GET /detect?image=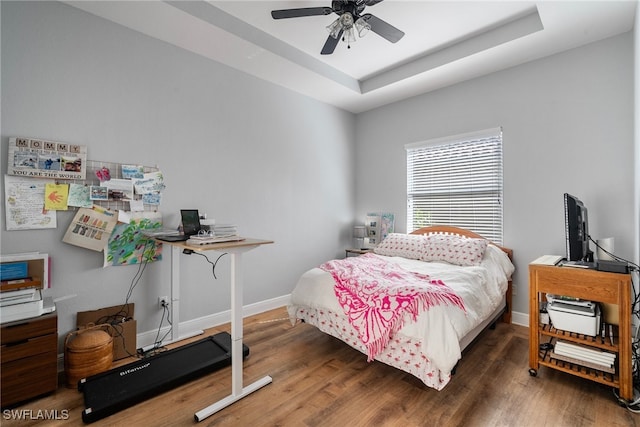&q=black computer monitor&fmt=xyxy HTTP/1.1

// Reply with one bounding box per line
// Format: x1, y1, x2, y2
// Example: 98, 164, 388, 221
564, 193, 592, 262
